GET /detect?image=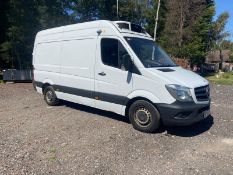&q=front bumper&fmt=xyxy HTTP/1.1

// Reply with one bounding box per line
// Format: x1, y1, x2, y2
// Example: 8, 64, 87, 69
156, 101, 210, 126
